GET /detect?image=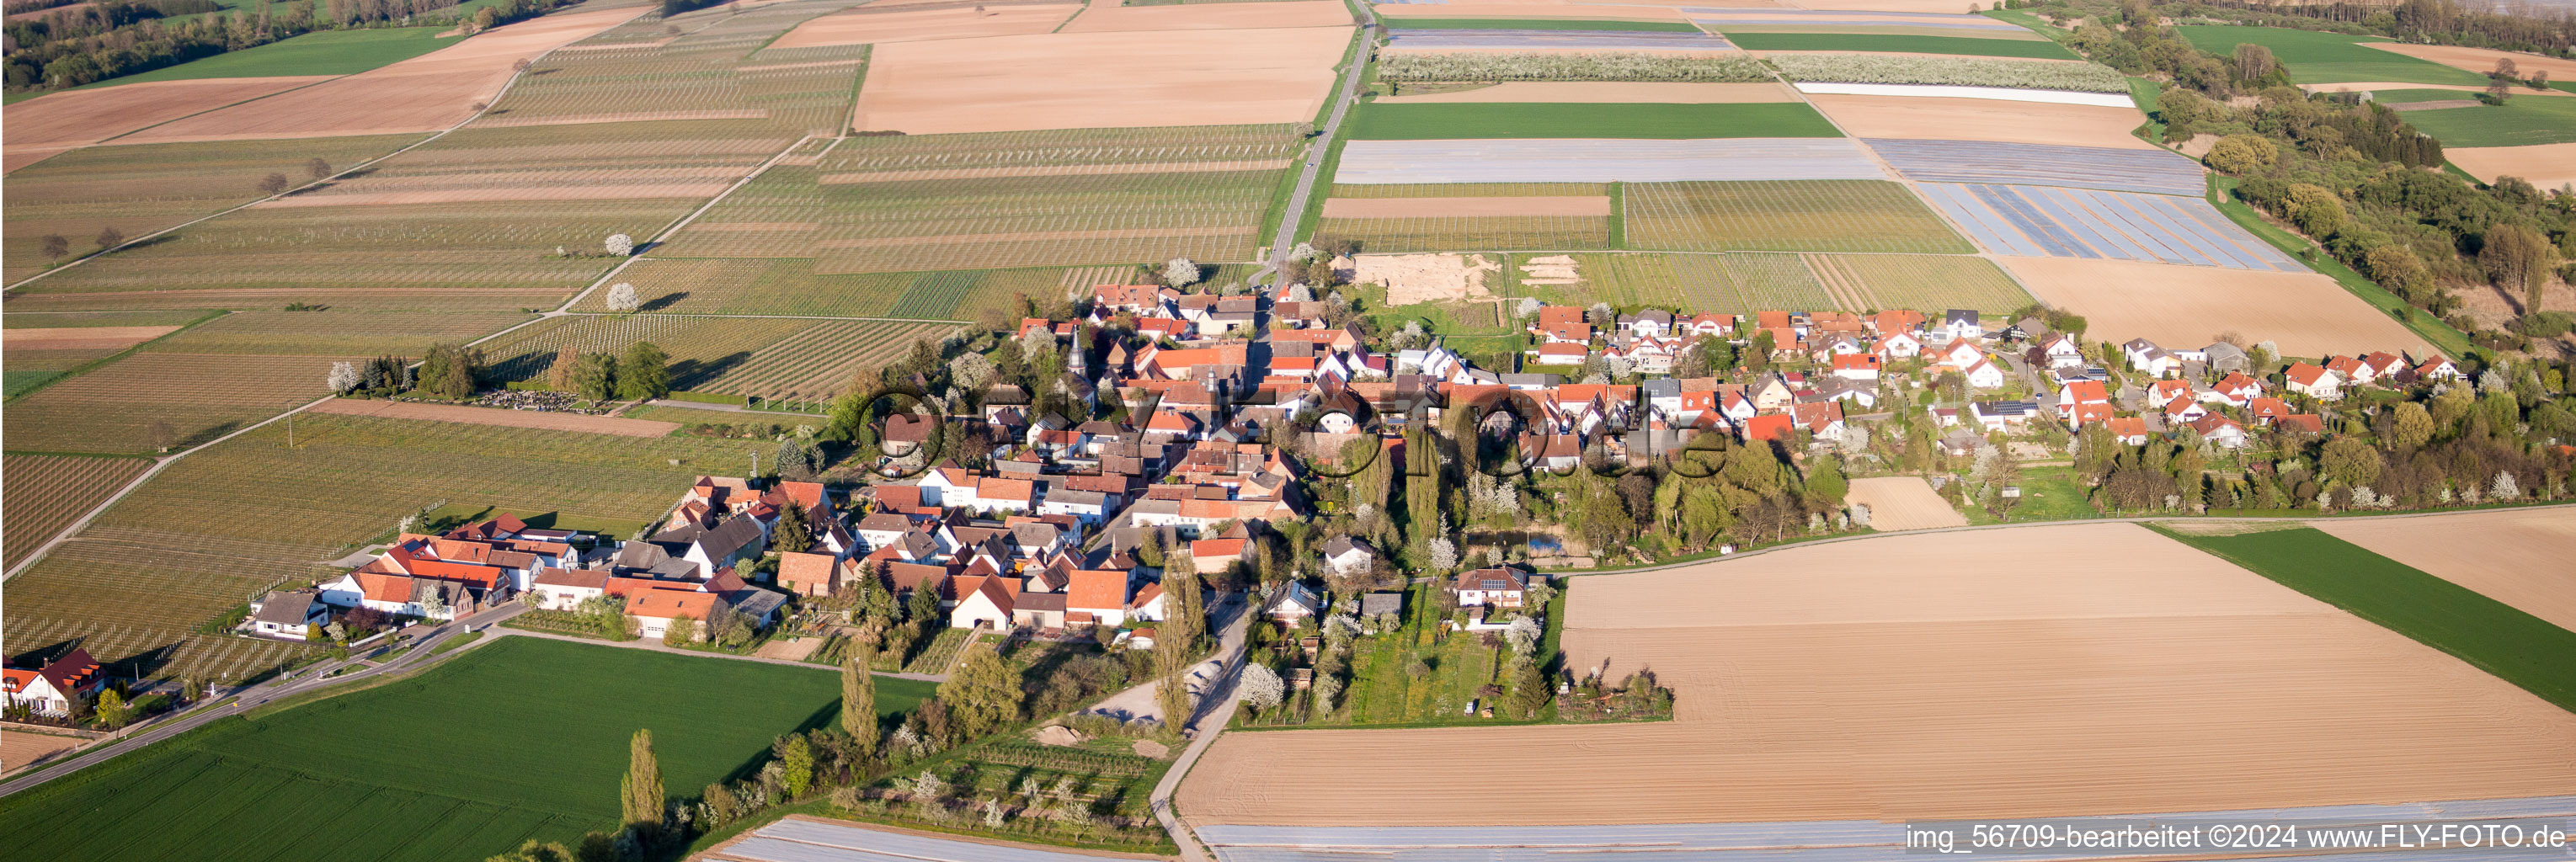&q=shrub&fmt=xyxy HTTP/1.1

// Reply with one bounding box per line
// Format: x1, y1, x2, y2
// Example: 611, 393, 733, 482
1768, 53, 2130, 92
1377, 51, 1771, 82
2205, 134, 2278, 174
